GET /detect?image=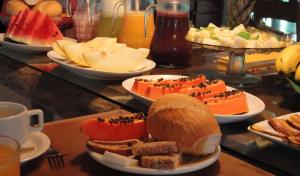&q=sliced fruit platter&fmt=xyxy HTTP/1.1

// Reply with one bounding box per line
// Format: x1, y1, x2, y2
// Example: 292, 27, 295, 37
47, 37, 155, 80
186, 23, 292, 49
1, 9, 64, 52
122, 75, 265, 123
81, 94, 222, 175
249, 113, 300, 150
